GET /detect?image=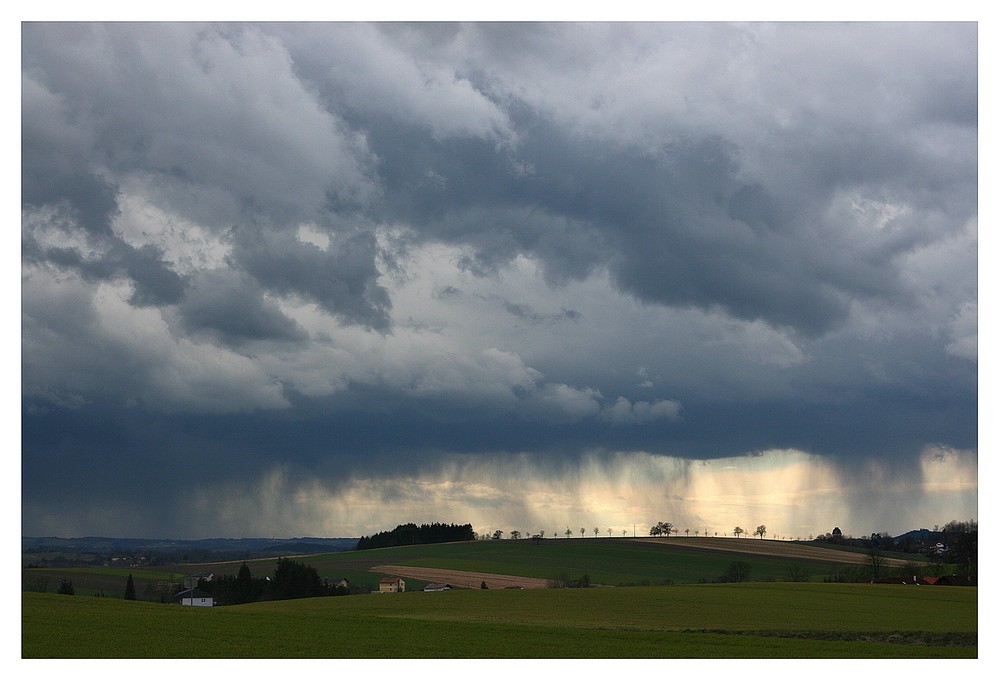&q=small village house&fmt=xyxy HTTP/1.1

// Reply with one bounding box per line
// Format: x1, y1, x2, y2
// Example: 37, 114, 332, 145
378, 577, 405, 593
176, 588, 214, 606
